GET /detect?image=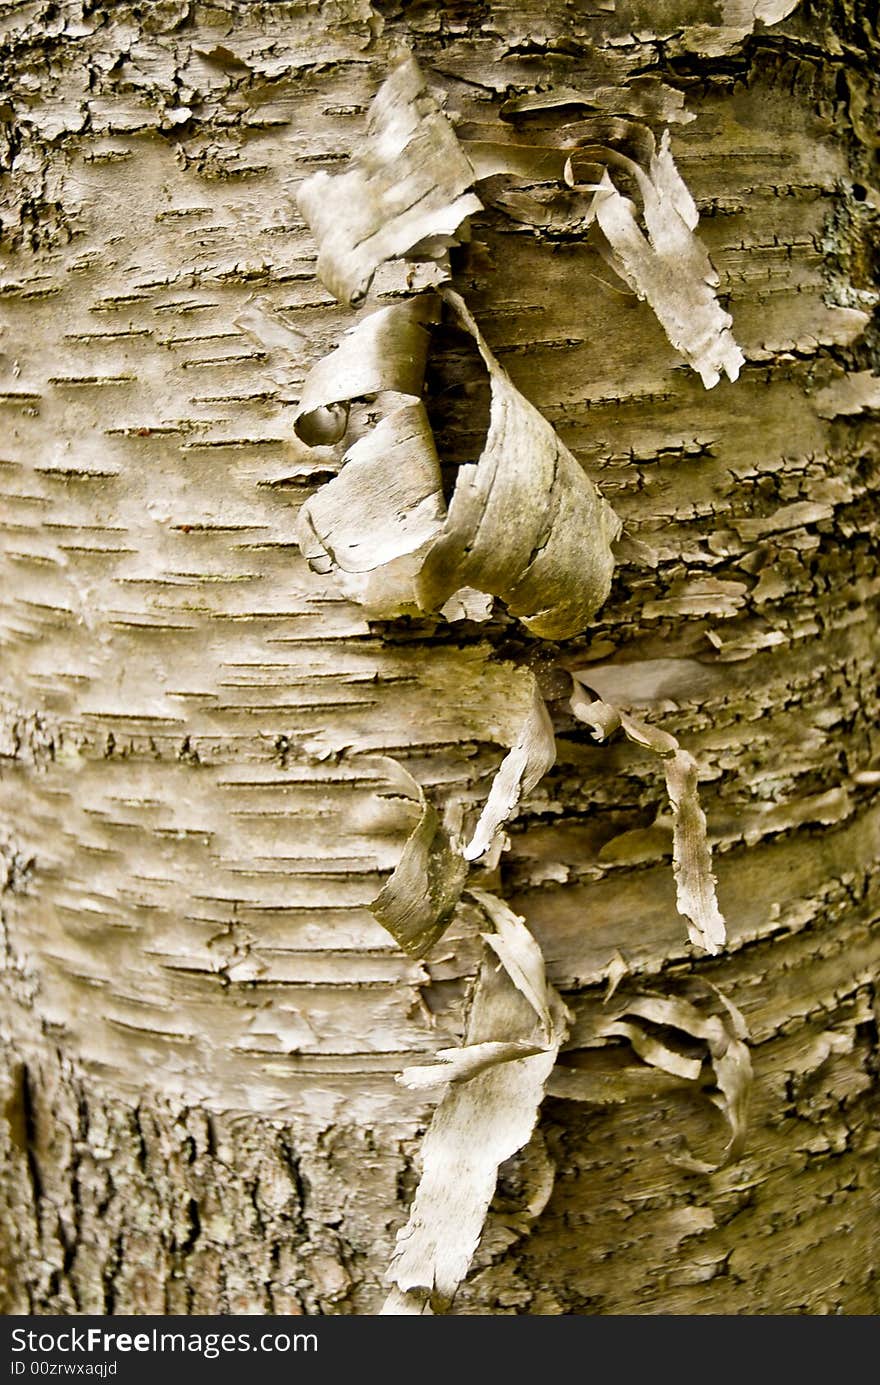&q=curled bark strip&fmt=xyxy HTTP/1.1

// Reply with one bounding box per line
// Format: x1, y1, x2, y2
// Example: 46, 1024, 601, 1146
467, 115, 742, 389
674, 990, 752, 1174
294, 296, 437, 446
369, 673, 555, 955
369, 759, 468, 960
418, 289, 622, 639
464, 680, 556, 863
463, 141, 569, 181
570, 677, 726, 954
397, 1039, 546, 1091
296, 55, 482, 307
598, 1019, 704, 1082
594, 989, 752, 1172
568, 682, 622, 741
499, 79, 695, 126
664, 749, 727, 956
287, 289, 620, 635
471, 886, 556, 1038
277, 297, 447, 614
590, 133, 745, 388
386, 893, 570, 1309
617, 708, 679, 757
296, 402, 447, 615
564, 115, 658, 172
297, 405, 443, 574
